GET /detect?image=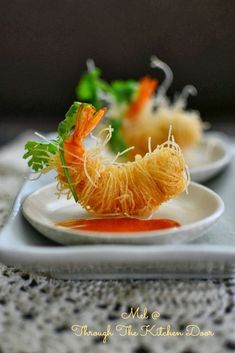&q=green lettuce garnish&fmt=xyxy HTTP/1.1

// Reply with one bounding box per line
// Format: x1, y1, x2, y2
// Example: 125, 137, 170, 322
76, 68, 111, 109
106, 118, 128, 154
76, 65, 138, 107
76, 63, 138, 154
110, 80, 138, 104
57, 101, 82, 140
23, 102, 85, 202
23, 141, 58, 172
